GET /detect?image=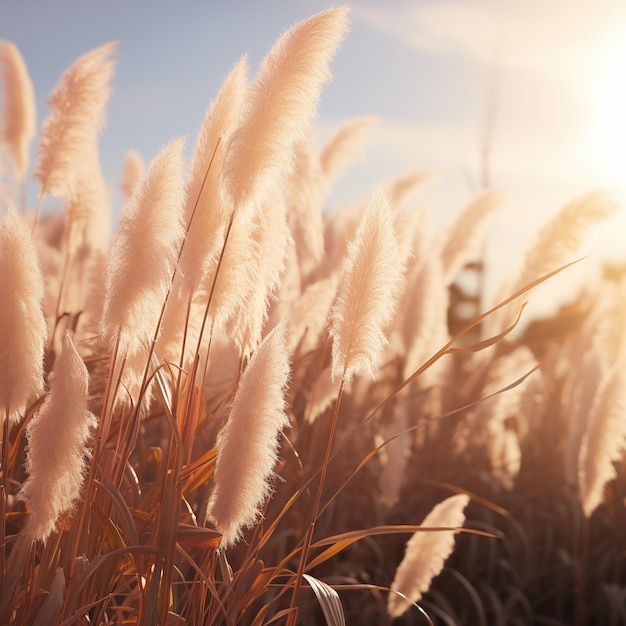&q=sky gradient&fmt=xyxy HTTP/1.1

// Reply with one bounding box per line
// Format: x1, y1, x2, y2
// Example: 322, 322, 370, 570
2, 0, 625, 319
